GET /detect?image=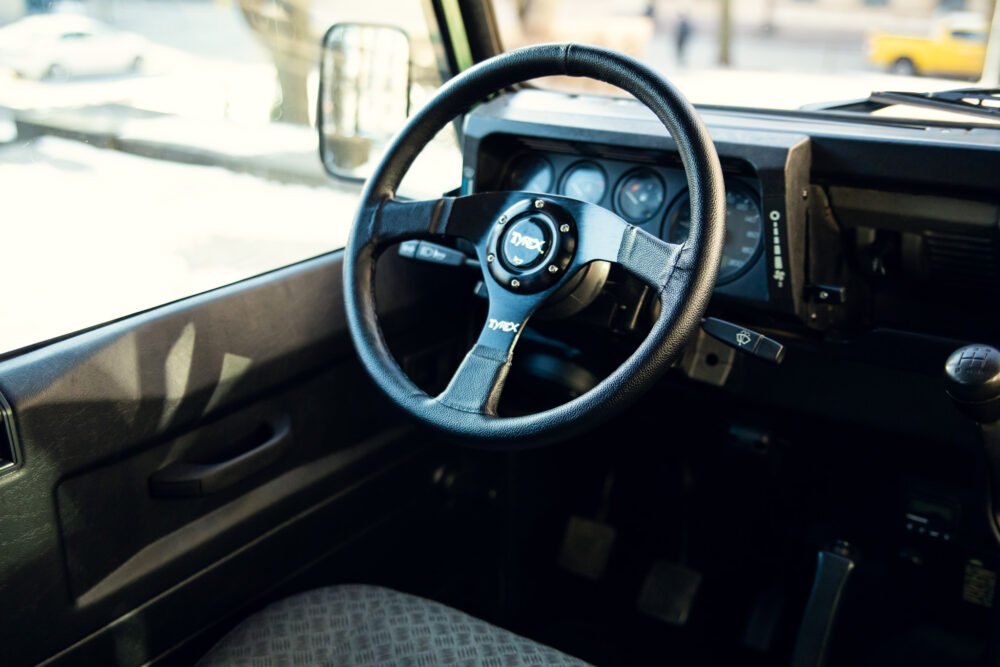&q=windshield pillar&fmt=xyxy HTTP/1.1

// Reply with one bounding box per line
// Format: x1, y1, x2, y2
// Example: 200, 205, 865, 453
982, 0, 1000, 85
